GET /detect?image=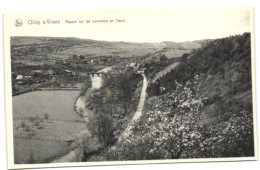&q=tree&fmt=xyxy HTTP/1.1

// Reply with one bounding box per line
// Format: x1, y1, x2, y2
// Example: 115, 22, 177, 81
44, 113, 49, 122
159, 54, 167, 61
24, 125, 31, 137
88, 113, 115, 146
80, 78, 92, 96
28, 116, 35, 124
20, 121, 26, 130
116, 73, 133, 115
33, 120, 40, 126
